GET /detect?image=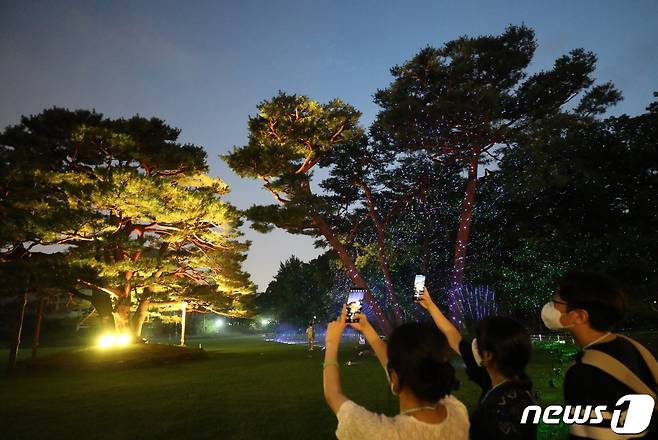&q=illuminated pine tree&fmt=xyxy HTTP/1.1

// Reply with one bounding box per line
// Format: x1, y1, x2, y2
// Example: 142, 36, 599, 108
1, 108, 254, 336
